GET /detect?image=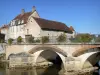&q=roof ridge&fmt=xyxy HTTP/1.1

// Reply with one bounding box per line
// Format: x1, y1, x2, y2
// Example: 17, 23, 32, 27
14, 11, 32, 19
18, 11, 32, 15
